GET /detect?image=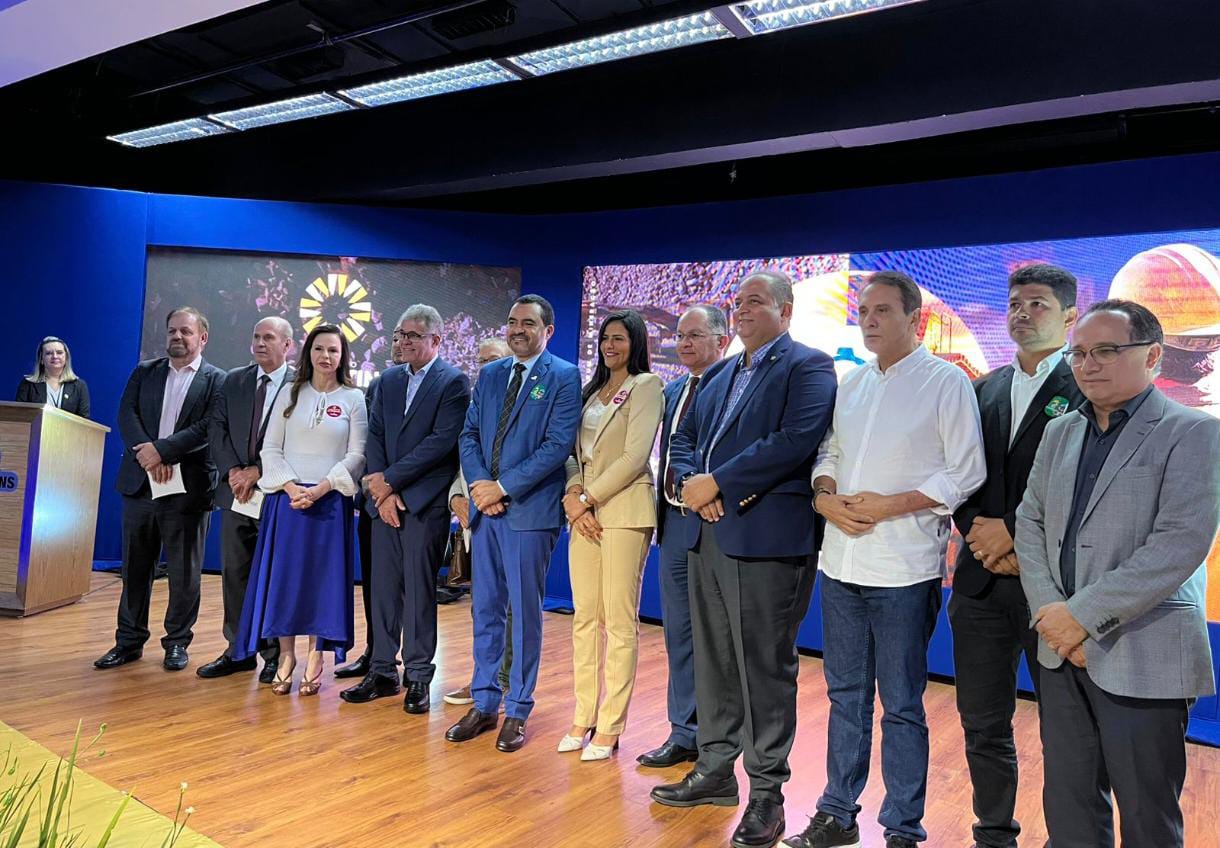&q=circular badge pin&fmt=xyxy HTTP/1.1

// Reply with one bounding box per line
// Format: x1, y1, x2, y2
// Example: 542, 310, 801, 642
1044, 396, 1069, 418
326, 404, 343, 418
